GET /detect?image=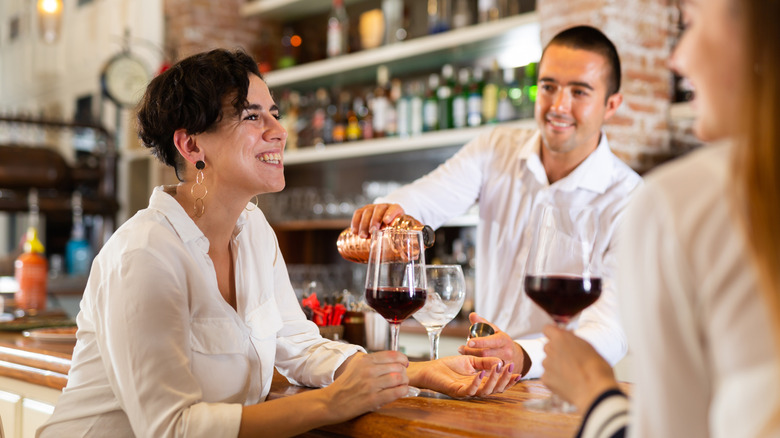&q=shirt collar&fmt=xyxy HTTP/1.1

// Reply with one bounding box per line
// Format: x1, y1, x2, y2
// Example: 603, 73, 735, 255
520, 131, 615, 194
148, 187, 250, 253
